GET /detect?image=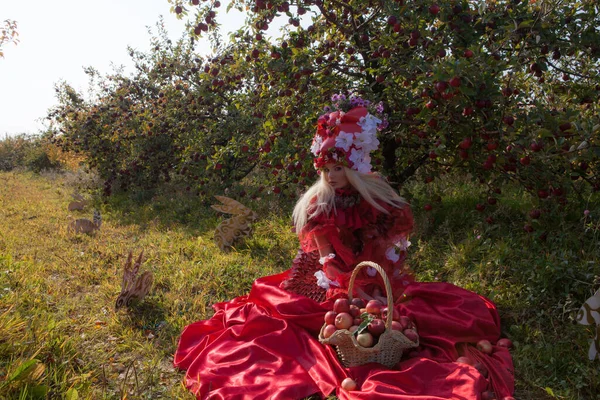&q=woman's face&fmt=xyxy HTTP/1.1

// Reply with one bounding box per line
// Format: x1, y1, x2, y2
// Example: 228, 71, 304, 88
322, 163, 349, 190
